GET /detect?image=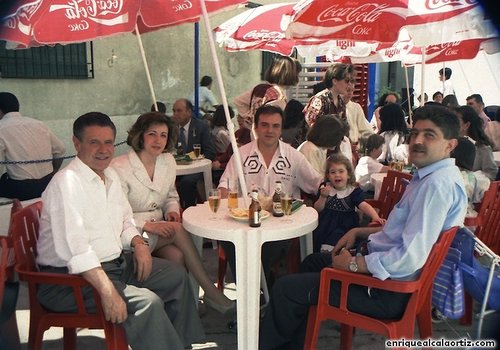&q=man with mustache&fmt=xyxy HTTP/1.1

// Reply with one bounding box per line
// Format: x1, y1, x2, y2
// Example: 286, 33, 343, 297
259, 105, 468, 350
